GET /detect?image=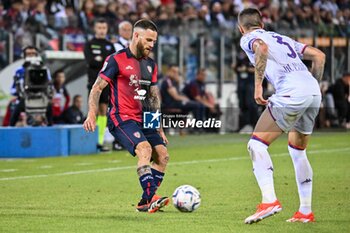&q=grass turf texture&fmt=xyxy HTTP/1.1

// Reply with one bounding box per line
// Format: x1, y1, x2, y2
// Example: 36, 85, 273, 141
0, 132, 349, 233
